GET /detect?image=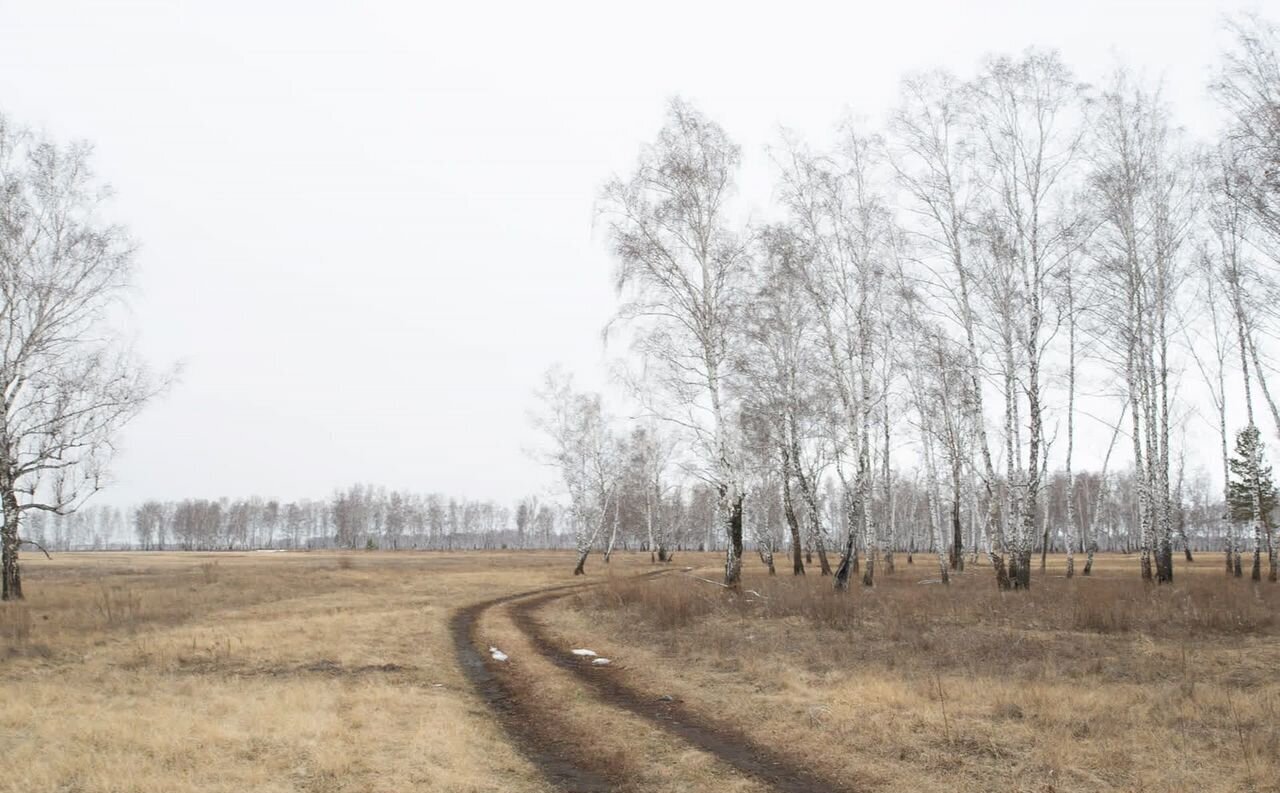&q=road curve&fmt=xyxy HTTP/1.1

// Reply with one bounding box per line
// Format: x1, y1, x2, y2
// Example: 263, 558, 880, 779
508, 587, 859, 793
449, 581, 615, 792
